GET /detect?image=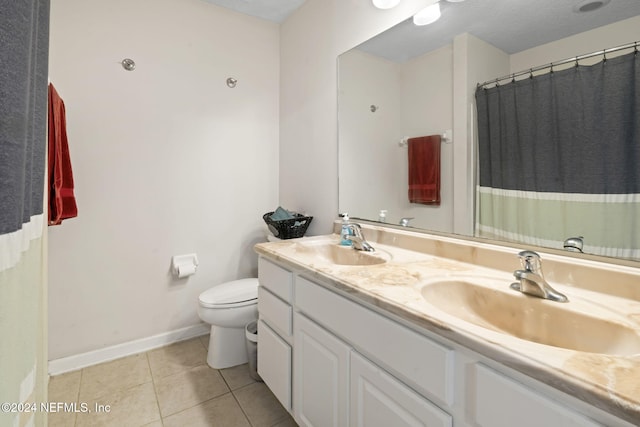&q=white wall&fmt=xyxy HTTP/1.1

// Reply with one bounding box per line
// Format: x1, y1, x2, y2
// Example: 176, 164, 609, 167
48, 0, 279, 360
338, 50, 402, 222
